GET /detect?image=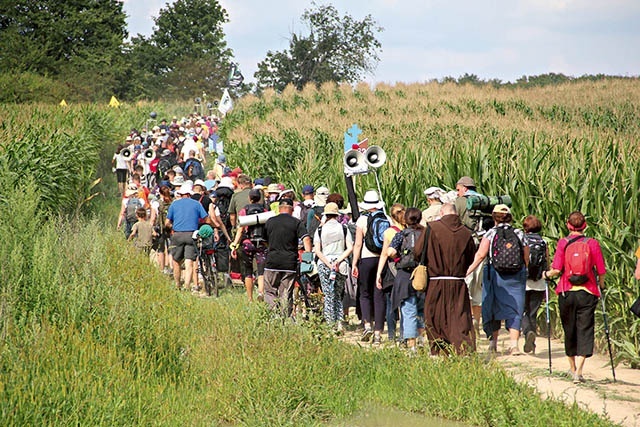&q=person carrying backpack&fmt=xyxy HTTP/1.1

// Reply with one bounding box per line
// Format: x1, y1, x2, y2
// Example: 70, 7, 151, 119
522, 215, 549, 354
117, 185, 145, 239
313, 203, 353, 331
466, 204, 529, 355
231, 189, 268, 302
351, 190, 390, 342
544, 211, 606, 384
